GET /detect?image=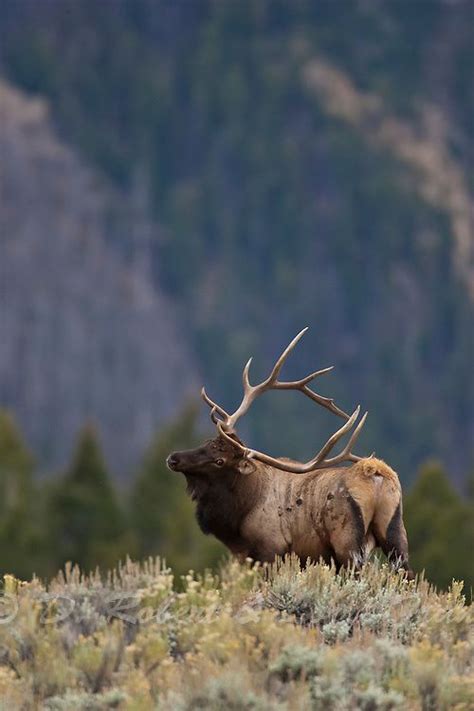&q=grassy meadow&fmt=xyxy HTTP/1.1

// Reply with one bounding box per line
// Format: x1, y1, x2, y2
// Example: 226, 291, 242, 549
0, 557, 471, 710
